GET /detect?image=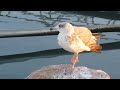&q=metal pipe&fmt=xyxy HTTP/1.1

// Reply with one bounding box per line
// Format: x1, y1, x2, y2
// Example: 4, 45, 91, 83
0, 30, 59, 38
0, 25, 120, 38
